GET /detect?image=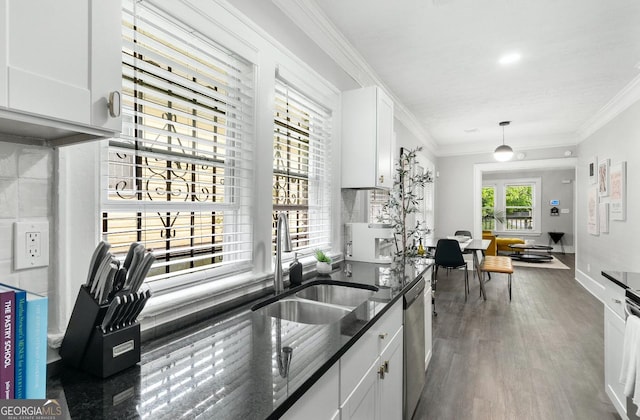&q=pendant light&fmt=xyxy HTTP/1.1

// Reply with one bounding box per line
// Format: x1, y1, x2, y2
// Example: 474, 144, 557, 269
494, 121, 514, 162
